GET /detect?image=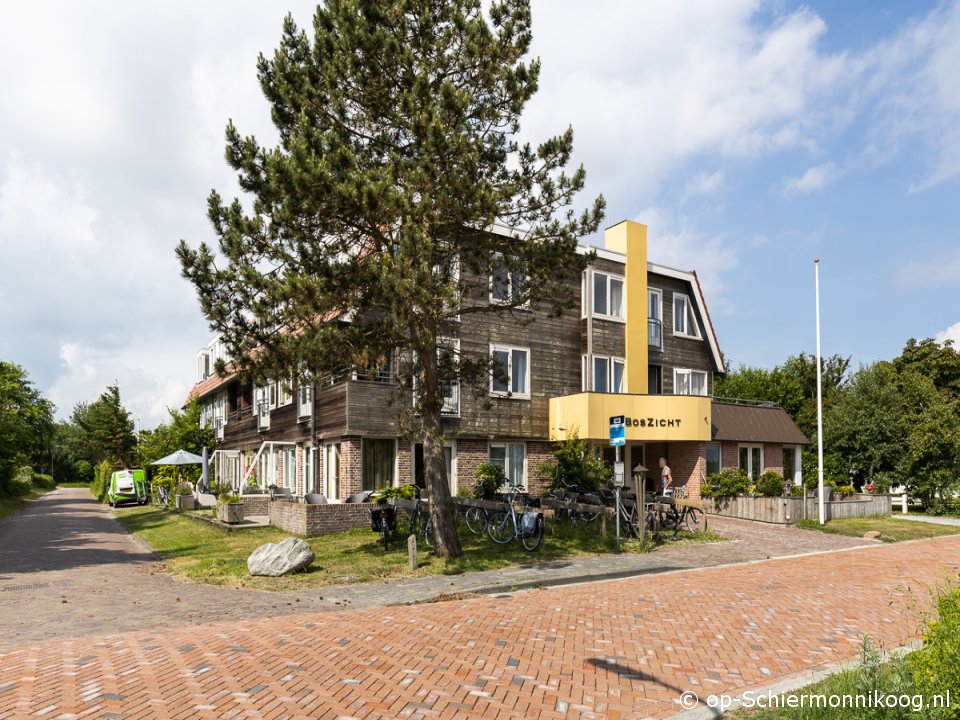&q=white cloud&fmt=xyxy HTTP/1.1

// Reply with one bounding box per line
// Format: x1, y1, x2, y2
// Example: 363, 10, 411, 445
48, 342, 192, 429
936, 322, 960, 347
680, 170, 727, 204
632, 207, 742, 315
781, 161, 841, 196
524, 0, 850, 202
